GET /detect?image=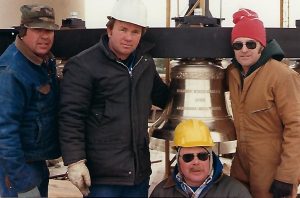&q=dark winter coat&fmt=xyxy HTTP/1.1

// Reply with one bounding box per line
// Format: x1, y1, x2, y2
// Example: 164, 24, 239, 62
59, 34, 170, 185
